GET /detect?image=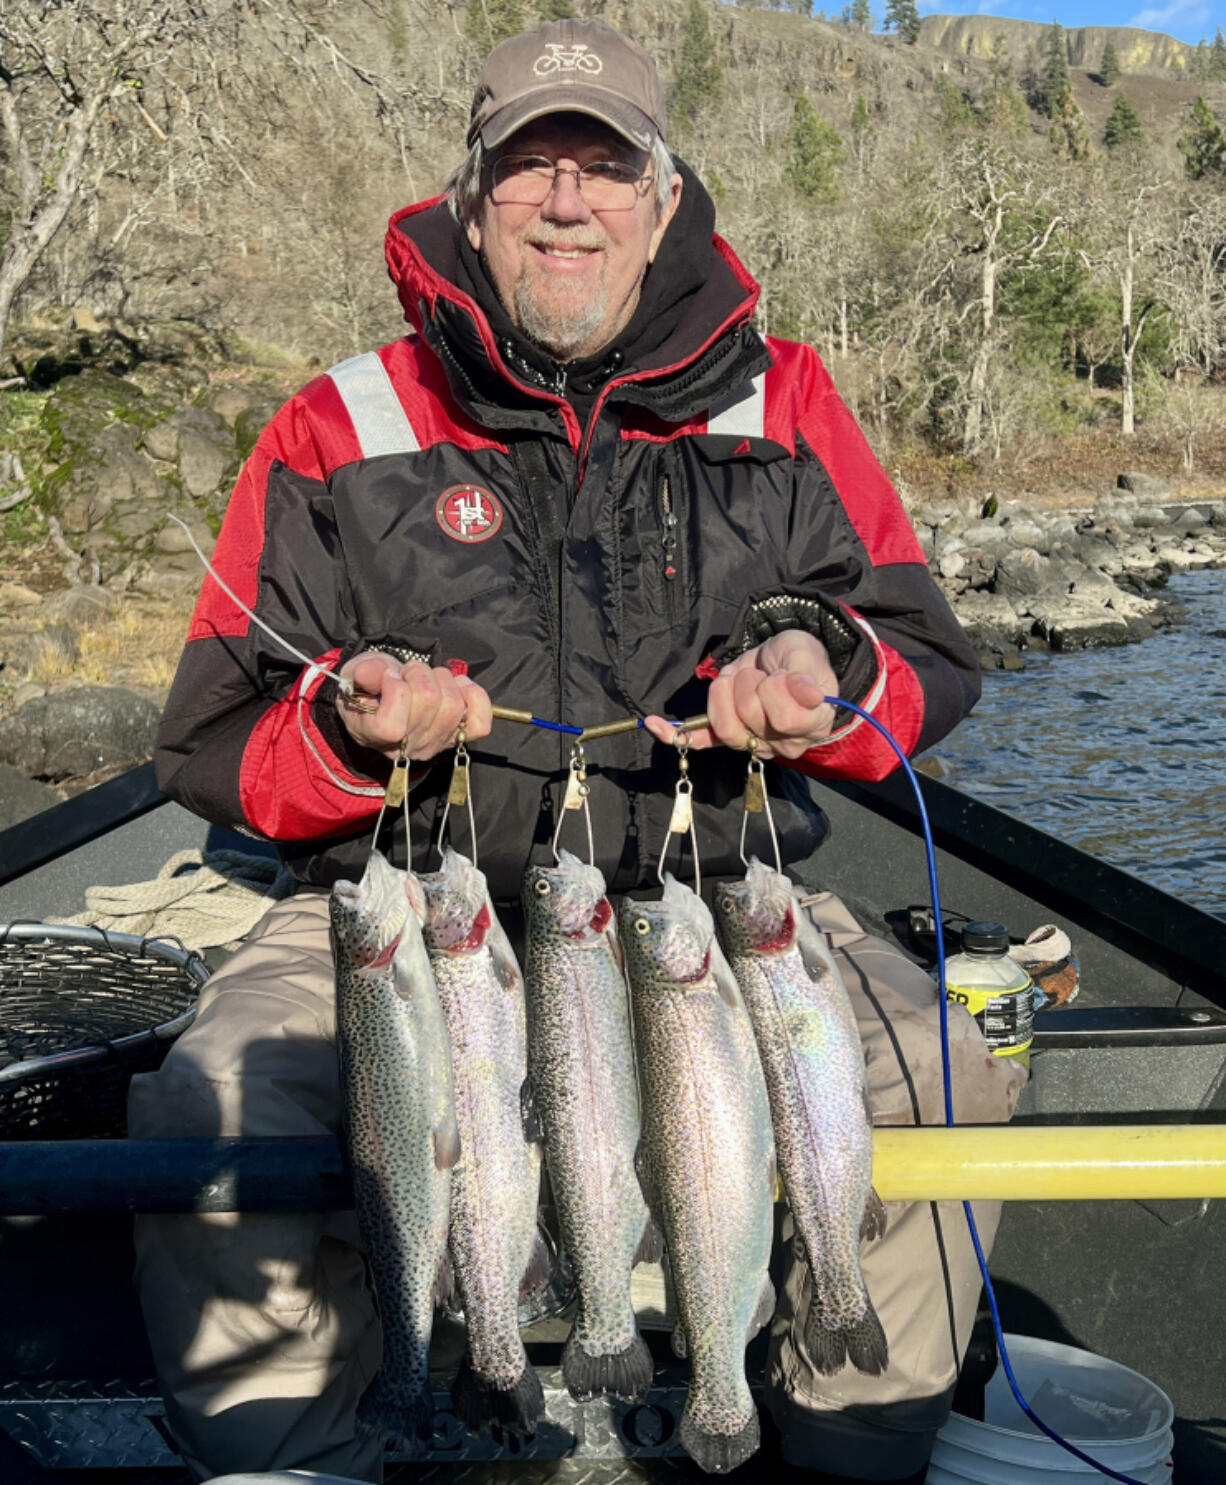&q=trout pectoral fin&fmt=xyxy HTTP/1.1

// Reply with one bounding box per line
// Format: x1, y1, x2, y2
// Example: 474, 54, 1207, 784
520, 1077, 544, 1145
862, 1188, 887, 1242
634, 1214, 665, 1267
434, 1116, 461, 1172
519, 1226, 554, 1299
